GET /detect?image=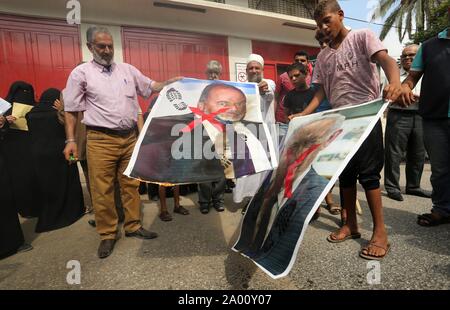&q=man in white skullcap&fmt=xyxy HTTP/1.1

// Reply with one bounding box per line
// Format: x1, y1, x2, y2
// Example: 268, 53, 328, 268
234, 54, 278, 205
246, 54, 276, 121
